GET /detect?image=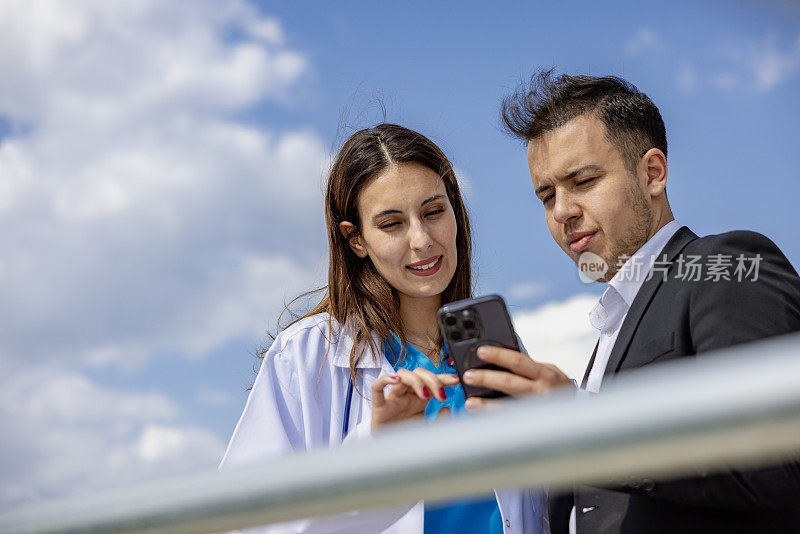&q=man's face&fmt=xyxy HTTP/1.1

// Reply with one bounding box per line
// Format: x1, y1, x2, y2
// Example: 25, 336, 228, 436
527, 114, 654, 282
